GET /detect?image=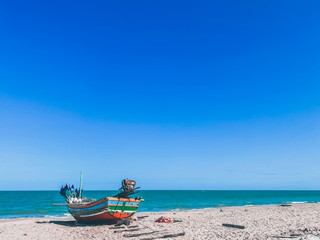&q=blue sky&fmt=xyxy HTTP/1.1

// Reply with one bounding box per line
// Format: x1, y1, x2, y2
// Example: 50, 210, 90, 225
0, 1, 320, 190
